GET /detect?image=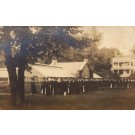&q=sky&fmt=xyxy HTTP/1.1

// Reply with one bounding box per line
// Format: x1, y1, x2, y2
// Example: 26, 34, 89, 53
83, 26, 135, 53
